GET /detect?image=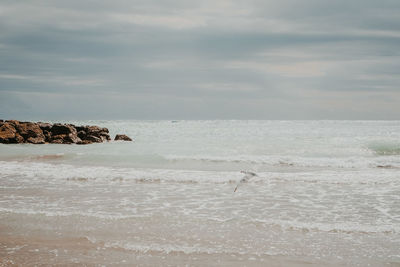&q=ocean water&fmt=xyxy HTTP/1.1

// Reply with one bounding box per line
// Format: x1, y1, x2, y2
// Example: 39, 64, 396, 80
1, 120, 400, 266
